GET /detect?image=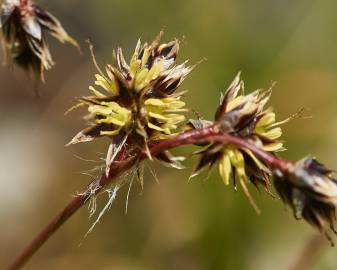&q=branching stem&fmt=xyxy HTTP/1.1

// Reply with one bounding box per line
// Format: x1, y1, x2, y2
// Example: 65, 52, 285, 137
7, 125, 293, 270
